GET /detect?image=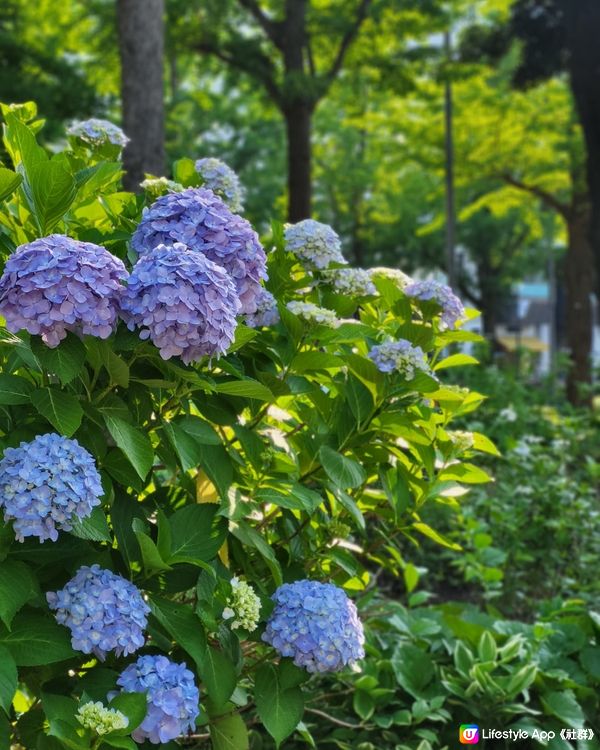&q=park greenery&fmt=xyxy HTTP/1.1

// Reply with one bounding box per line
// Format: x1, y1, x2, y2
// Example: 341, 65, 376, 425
1, 0, 600, 749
